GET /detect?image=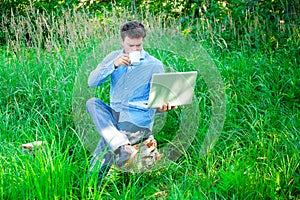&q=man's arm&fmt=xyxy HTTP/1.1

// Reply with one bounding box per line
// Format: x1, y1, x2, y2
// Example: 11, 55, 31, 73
88, 51, 120, 87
